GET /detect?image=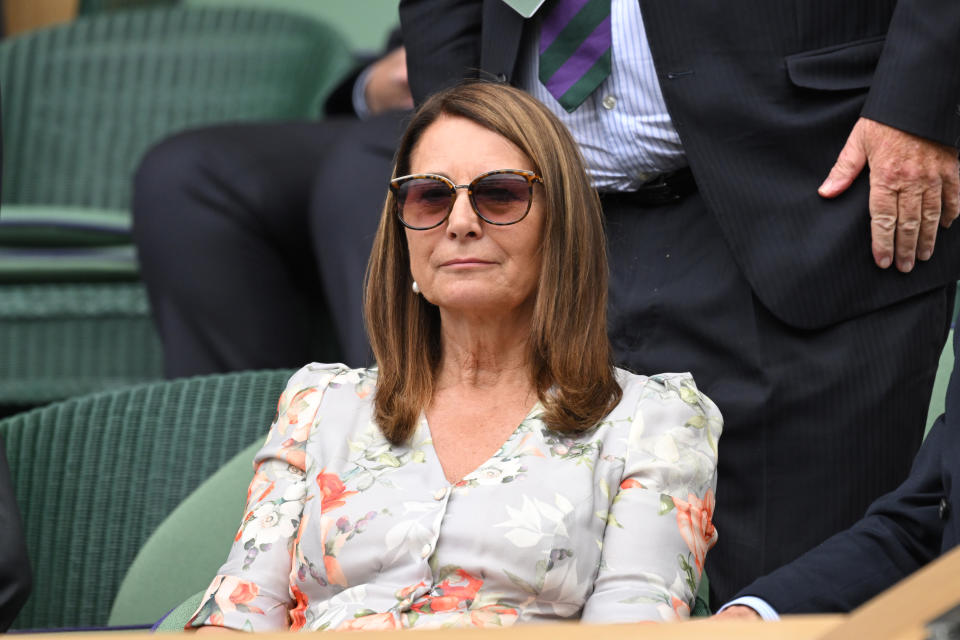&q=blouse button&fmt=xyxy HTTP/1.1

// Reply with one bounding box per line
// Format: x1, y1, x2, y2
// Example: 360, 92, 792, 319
602, 94, 617, 110
420, 543, 432, 558
433, 487, 449, 501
